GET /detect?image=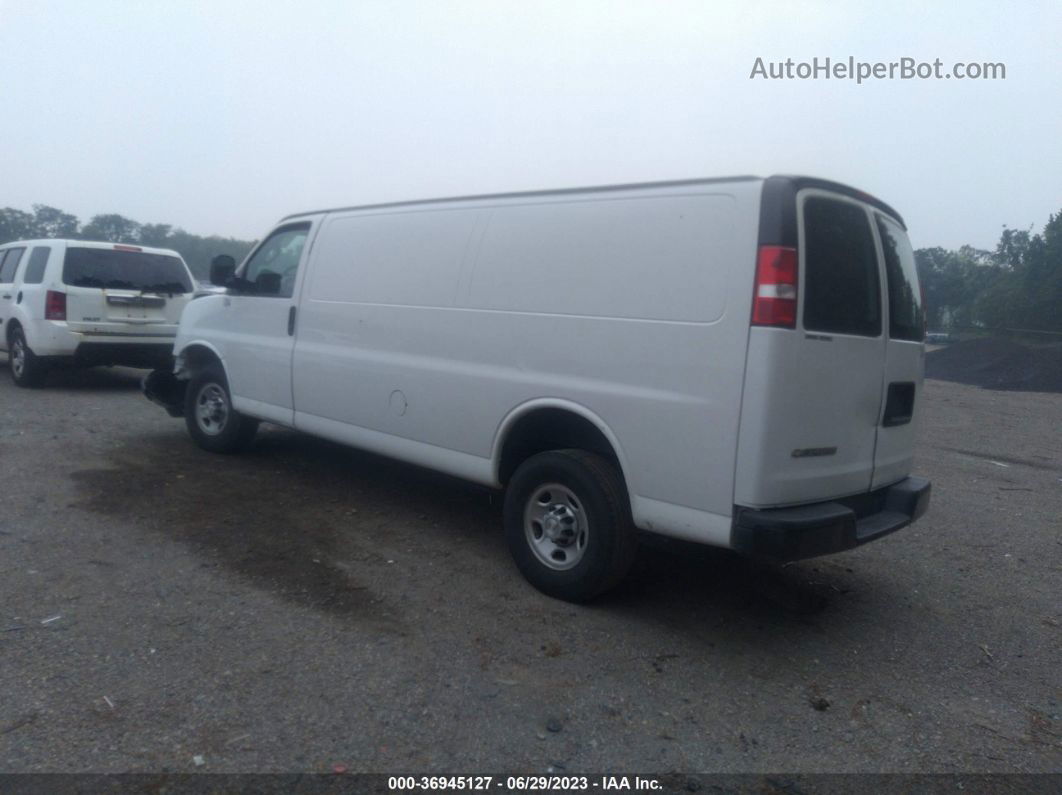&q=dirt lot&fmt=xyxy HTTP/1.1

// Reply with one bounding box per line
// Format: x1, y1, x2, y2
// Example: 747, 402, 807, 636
926, 337, 1062, 394
0, 363, 1059, 775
